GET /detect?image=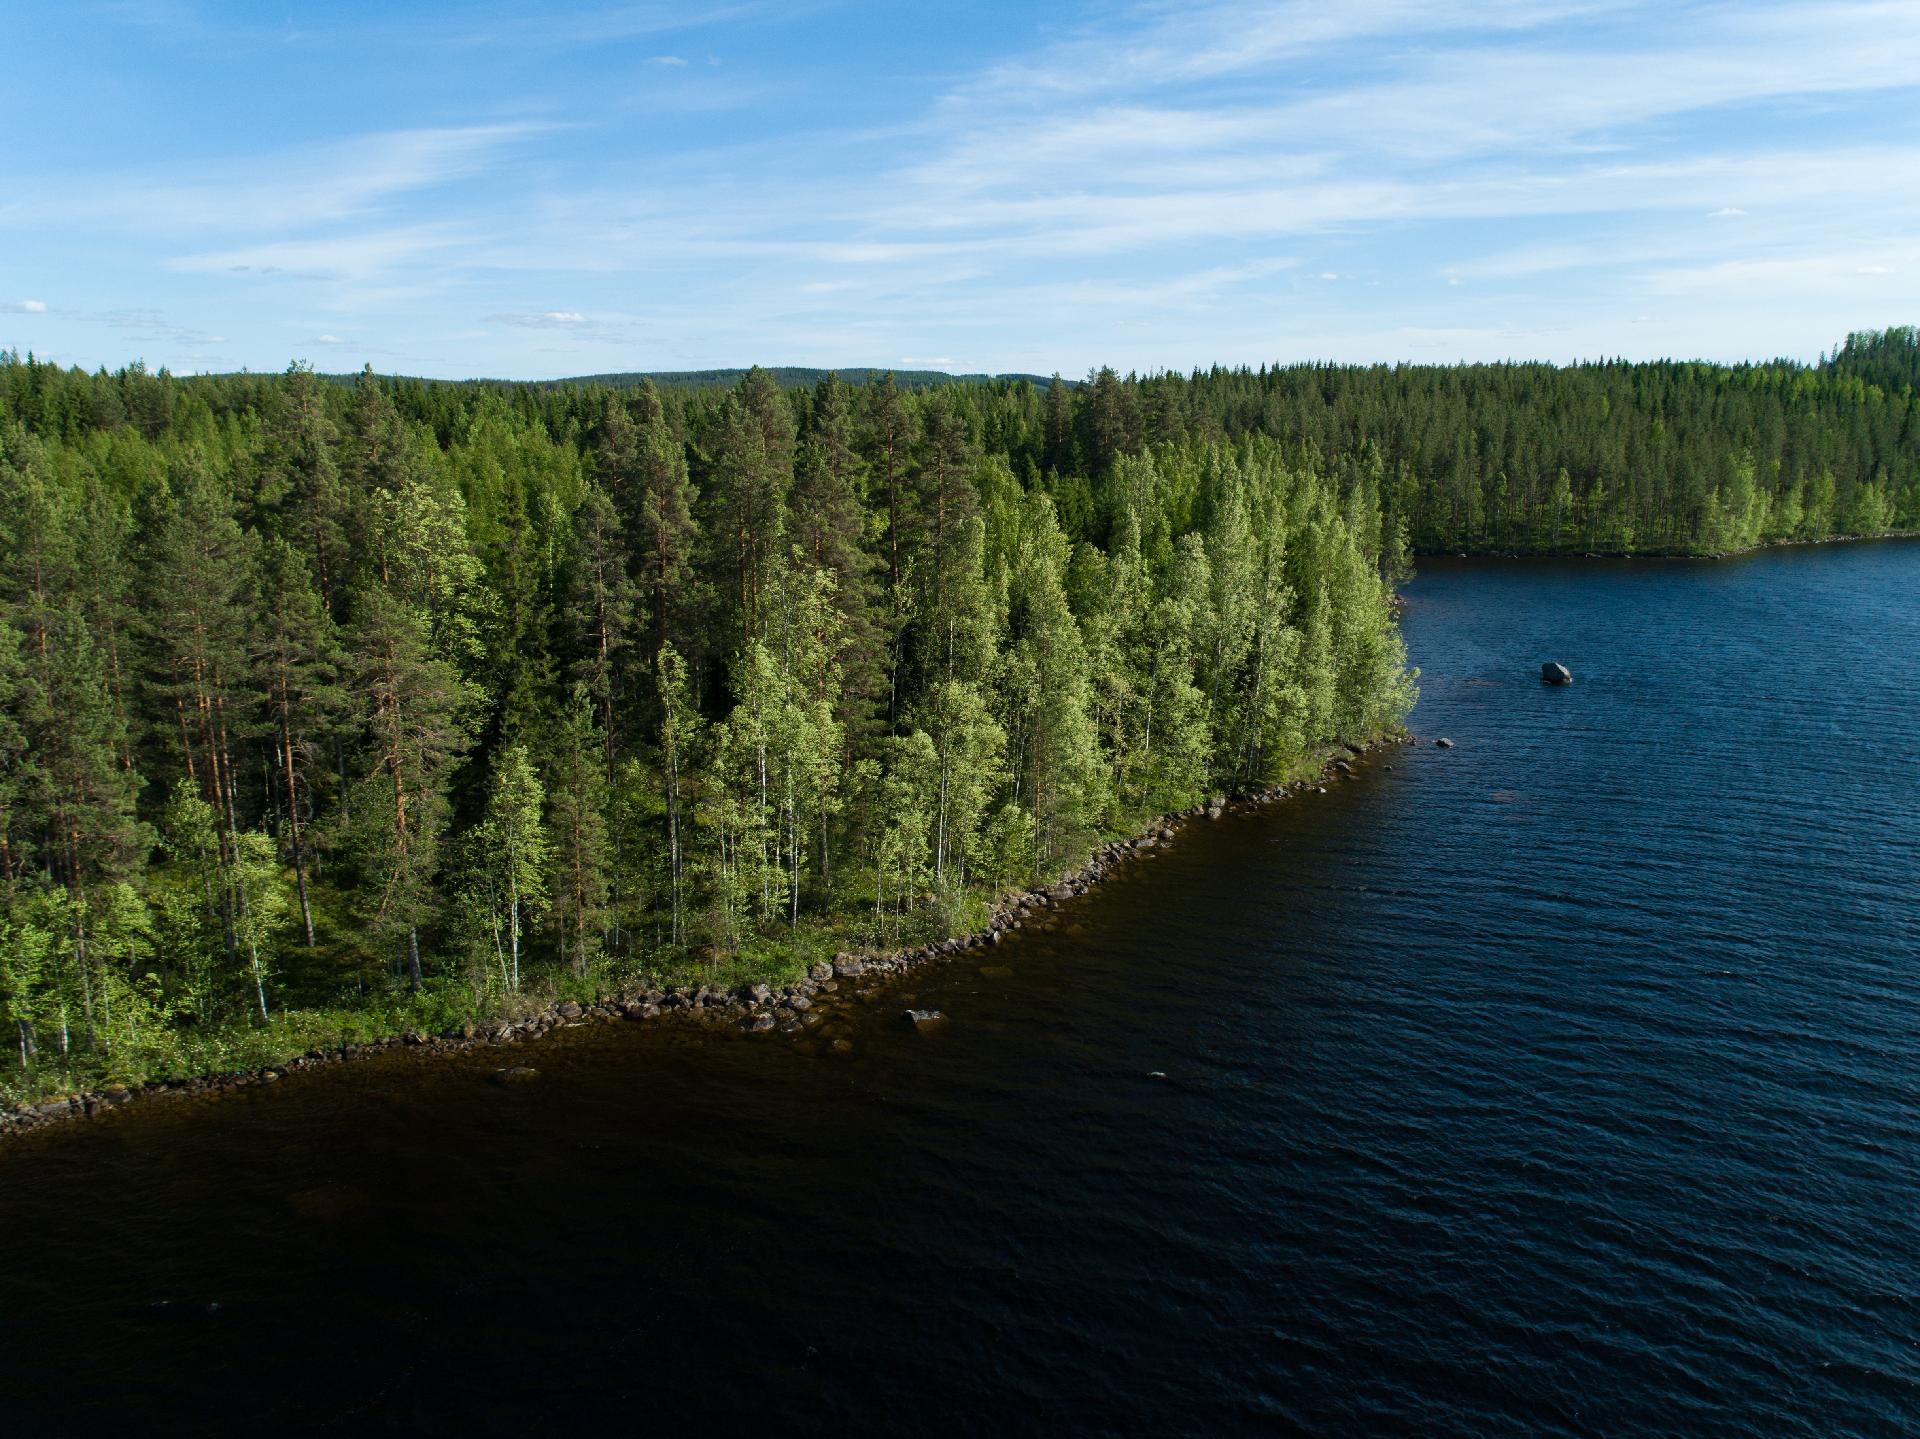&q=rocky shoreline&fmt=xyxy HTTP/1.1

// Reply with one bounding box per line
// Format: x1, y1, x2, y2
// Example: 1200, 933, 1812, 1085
1, 734, 1413, 1145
